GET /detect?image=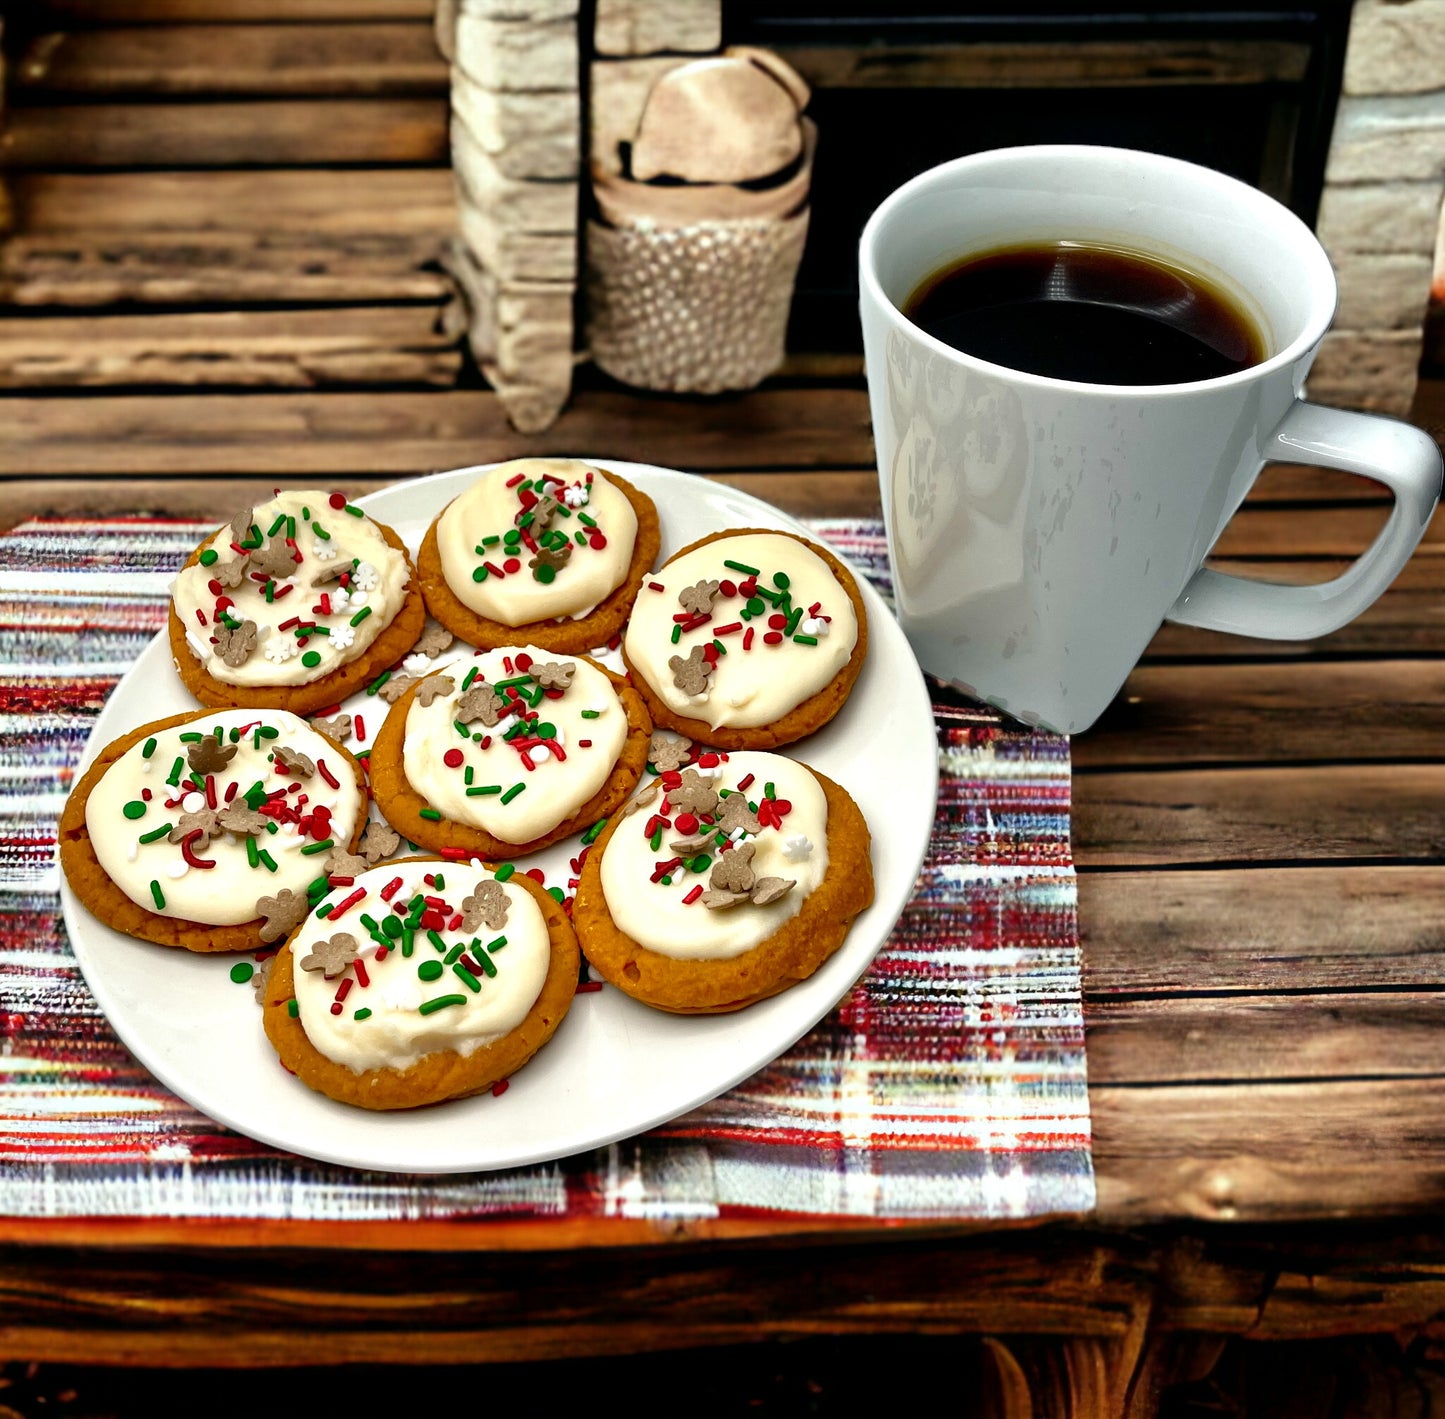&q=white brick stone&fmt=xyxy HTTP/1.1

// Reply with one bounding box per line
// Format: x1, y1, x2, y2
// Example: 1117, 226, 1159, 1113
1326, 92, 1445, 183
1316, 180, 1444, 255
452, 78, 579, 179
1344, 0, 1445, 96
455, 13, 578, 92
459, 0, 578, 19
450, 115, 578, 231
1332, 251, 1435, 328
589, 56, 687, 173
1306, 329, 1422, 415
594, 0, 721, 57
456, 196, 577, 282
